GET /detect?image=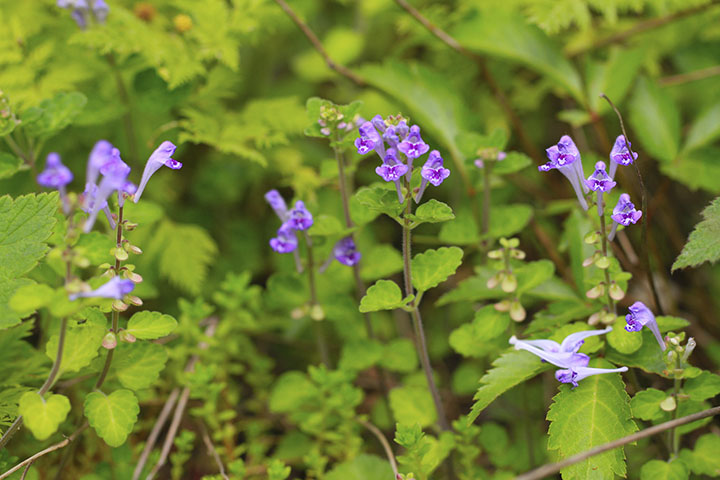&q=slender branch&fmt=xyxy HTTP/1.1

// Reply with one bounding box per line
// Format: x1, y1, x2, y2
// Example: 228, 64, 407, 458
659, 65, 720, 86
303, 232, 330, 367
198, 421, 229, 480
516, 406, 720, 480
600, 94, 664, 315
392, 0, 541, 162
131, 388, 180, 480
272, 0, 365, 86
357, 419, 399, 478
0, 424, 88, 480
567, 0, 720, 57
19, 463, 32, 480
